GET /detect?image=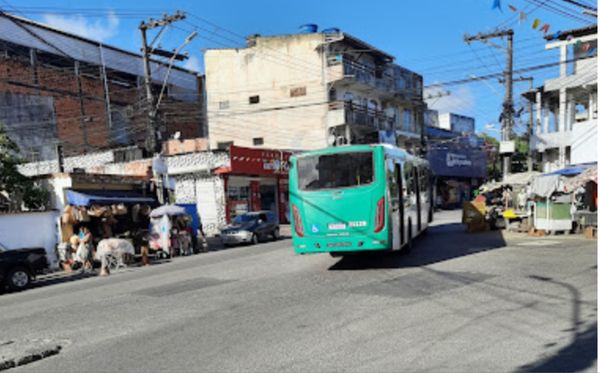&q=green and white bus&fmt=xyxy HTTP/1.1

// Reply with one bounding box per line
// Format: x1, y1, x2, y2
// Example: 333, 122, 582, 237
289, 144, 432, 256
